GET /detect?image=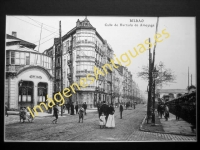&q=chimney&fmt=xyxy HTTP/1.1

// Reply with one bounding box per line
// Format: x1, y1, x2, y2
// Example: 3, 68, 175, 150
12, 31, 17, 37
